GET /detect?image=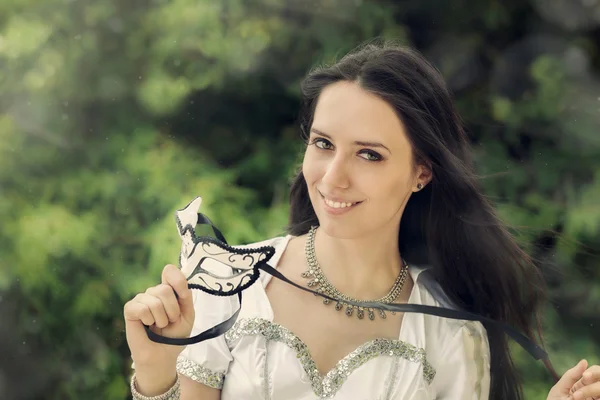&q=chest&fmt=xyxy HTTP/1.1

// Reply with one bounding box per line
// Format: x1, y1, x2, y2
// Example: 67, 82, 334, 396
265, 273, 405, 375
224, 285, 435, 400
